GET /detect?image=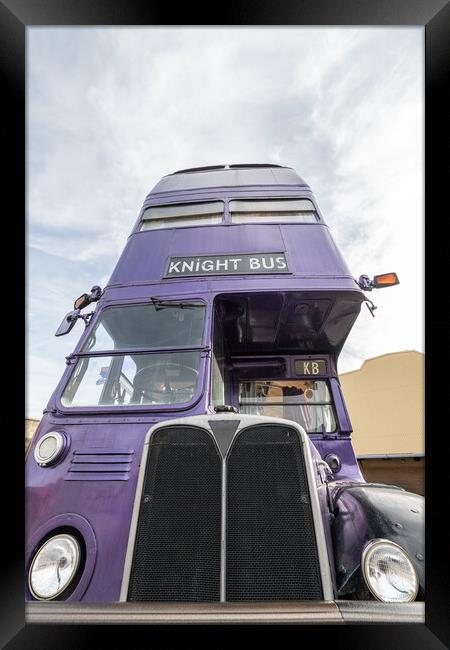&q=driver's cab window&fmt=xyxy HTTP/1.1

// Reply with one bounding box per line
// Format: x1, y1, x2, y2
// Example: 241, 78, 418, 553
61, 351, 200, 407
